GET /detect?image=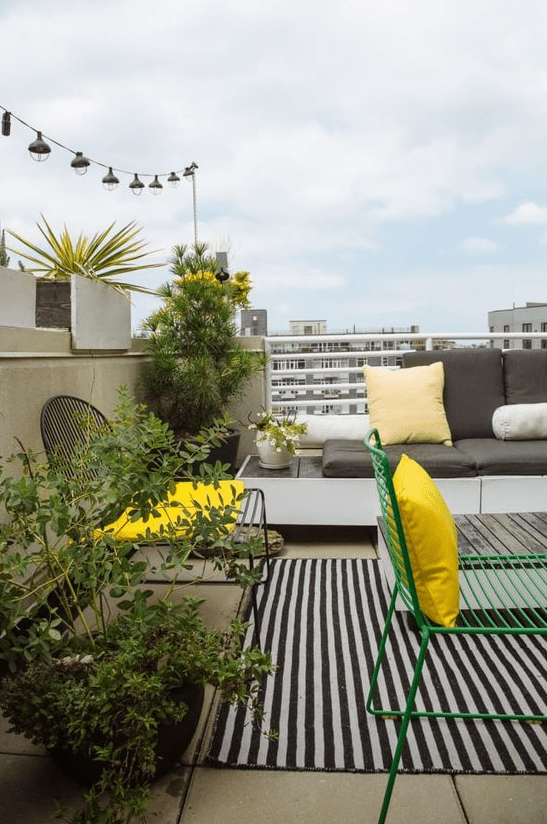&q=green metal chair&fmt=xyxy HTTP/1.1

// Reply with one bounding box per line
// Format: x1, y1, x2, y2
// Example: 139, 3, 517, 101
364, 427, 547, 824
